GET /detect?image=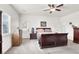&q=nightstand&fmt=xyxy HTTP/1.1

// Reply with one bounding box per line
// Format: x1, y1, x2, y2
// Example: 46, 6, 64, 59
30, 33, 37, 39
